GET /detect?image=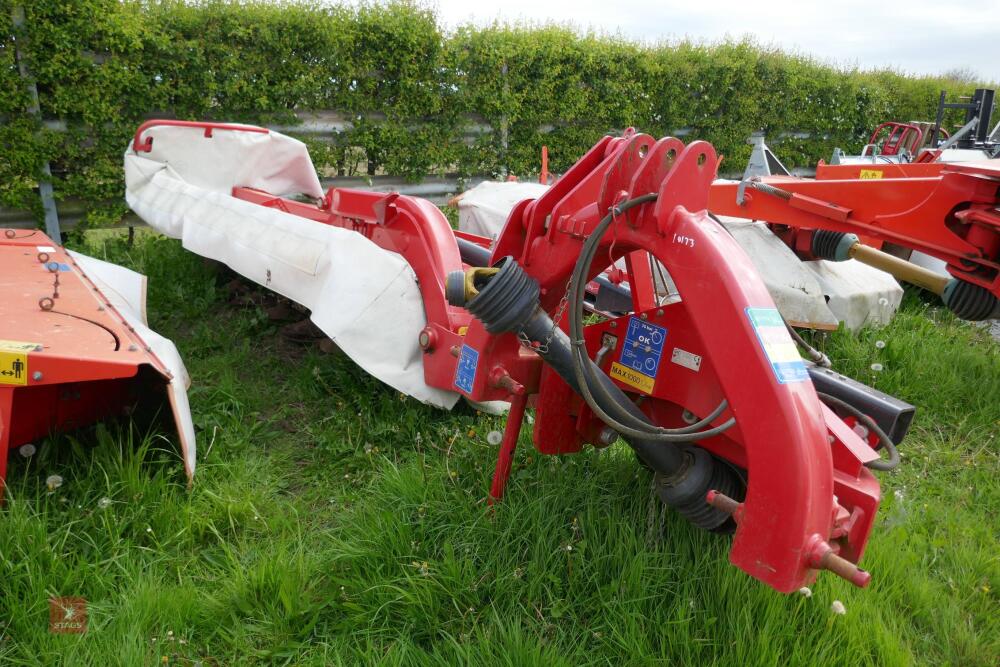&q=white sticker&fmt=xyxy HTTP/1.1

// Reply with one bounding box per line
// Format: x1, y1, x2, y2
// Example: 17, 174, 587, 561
671, 347, 702, 372
36, 245, 56, 252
